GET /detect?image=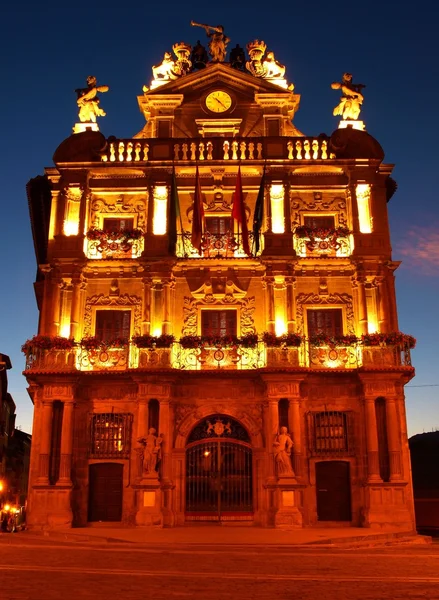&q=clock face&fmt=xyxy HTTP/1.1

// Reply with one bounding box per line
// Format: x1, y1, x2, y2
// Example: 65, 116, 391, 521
205, 90, 233, 113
